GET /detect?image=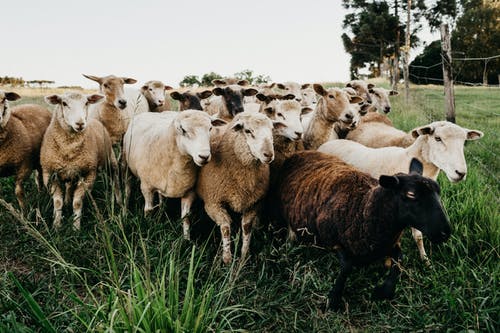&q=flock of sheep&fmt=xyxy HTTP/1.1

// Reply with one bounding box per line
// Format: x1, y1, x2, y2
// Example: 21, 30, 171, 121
0, 74, 484, 310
